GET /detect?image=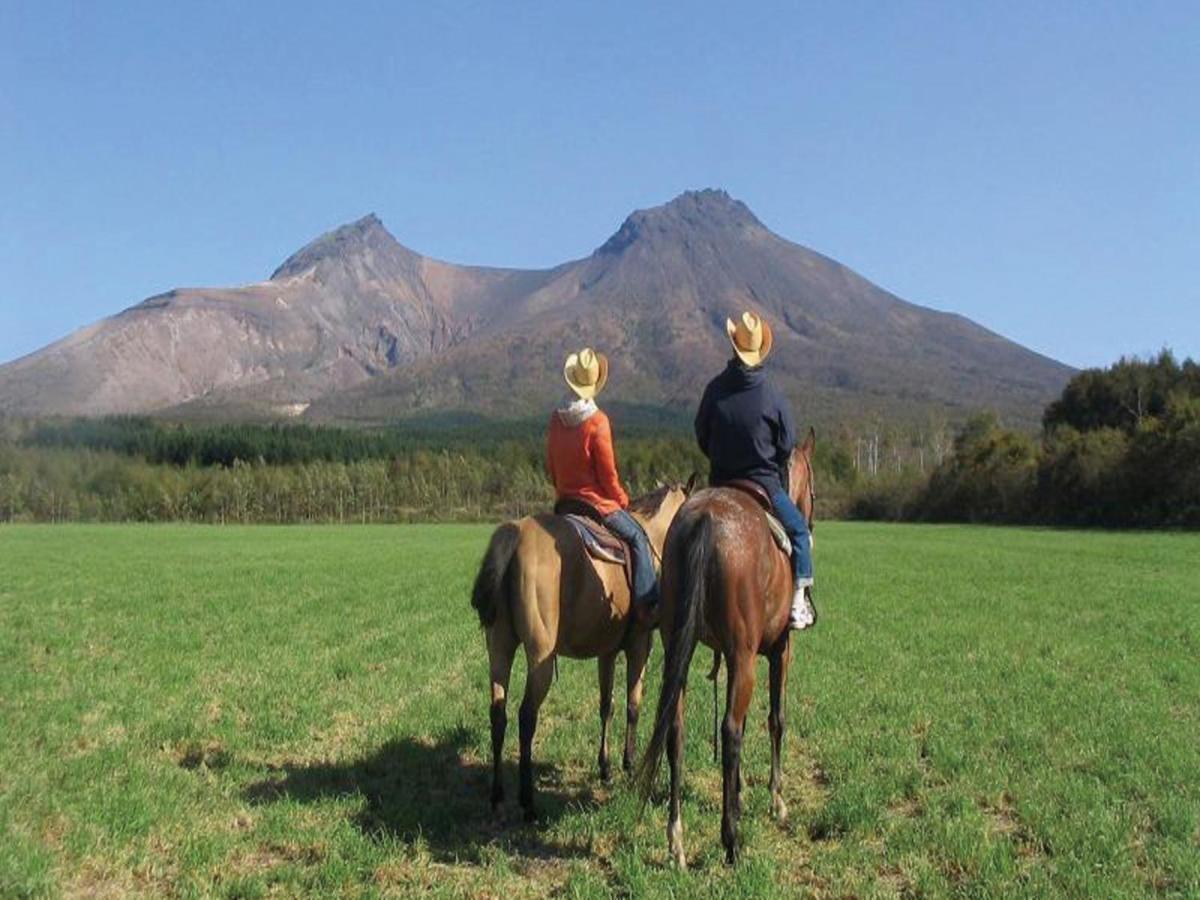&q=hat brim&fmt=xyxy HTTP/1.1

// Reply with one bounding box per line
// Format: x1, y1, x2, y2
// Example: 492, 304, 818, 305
563, 351, 609, 399
726, 317, 773, 367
